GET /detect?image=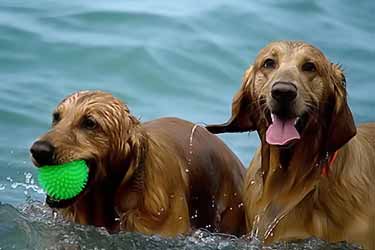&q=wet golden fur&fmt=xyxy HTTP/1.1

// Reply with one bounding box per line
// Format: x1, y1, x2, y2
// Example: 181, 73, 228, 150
34, 91, 245, 236
207, 41, 375, 248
